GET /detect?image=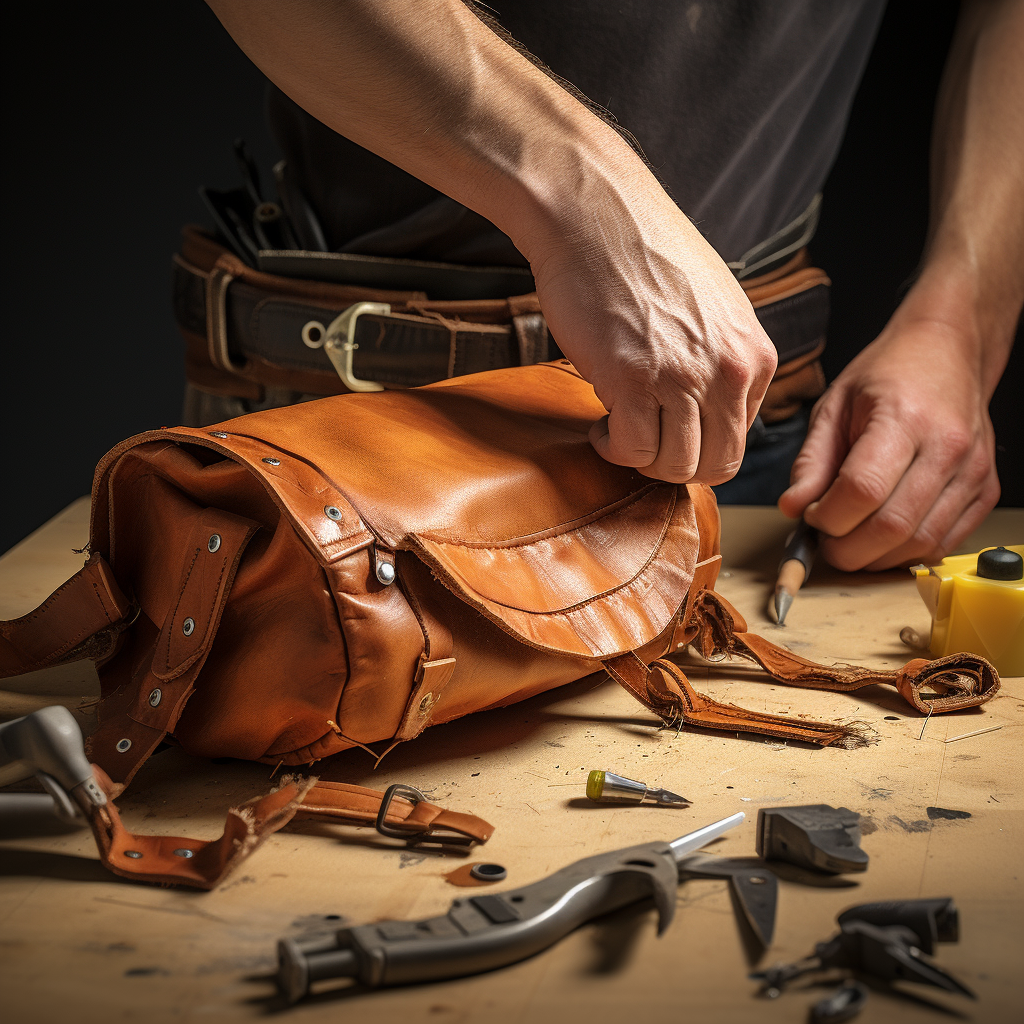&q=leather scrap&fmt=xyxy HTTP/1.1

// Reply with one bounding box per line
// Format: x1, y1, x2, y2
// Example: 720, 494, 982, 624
83, 768, 493, 889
